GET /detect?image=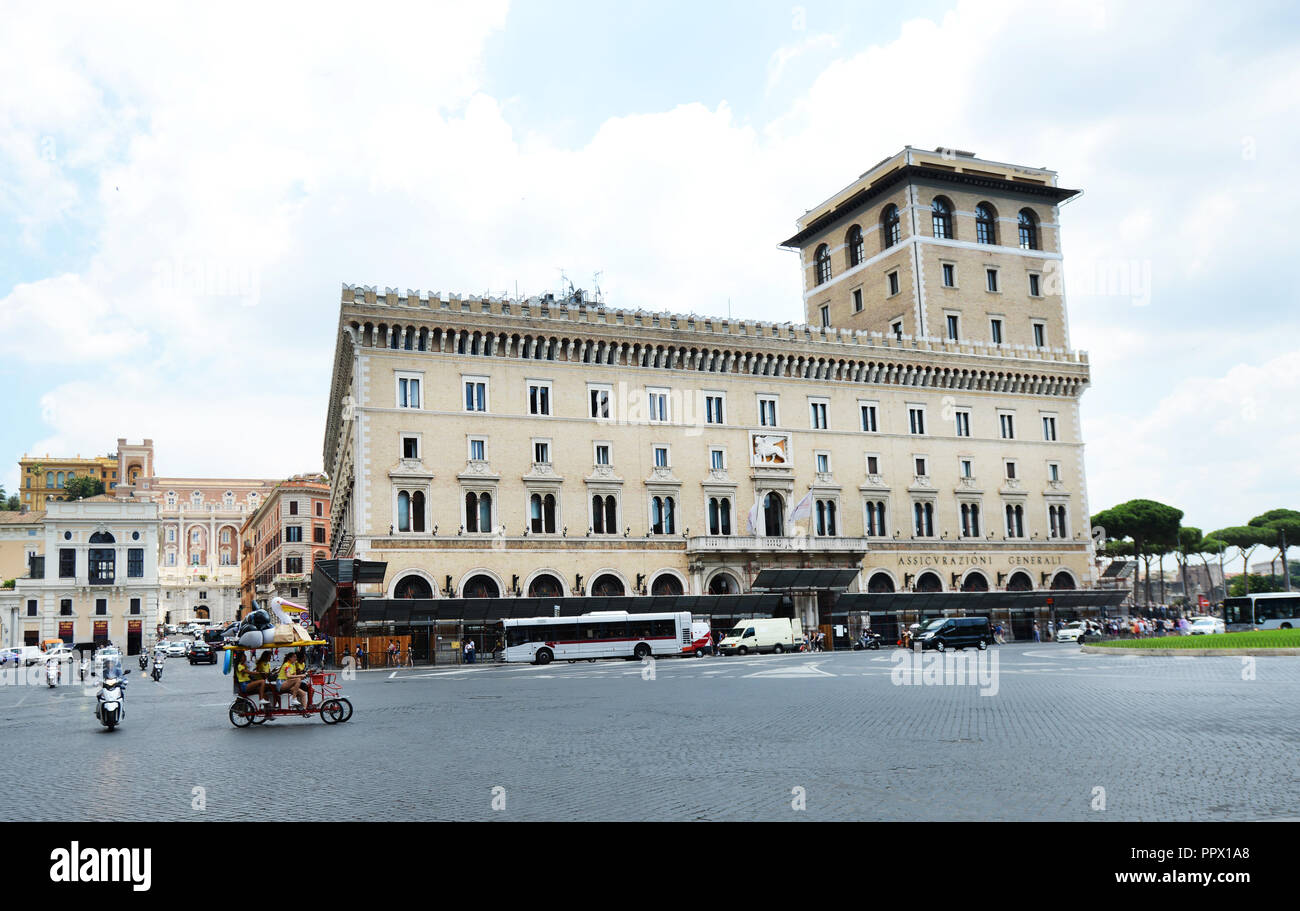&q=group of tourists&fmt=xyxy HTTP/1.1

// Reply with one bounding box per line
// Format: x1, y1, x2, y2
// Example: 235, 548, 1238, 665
233, 650, 313, 710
